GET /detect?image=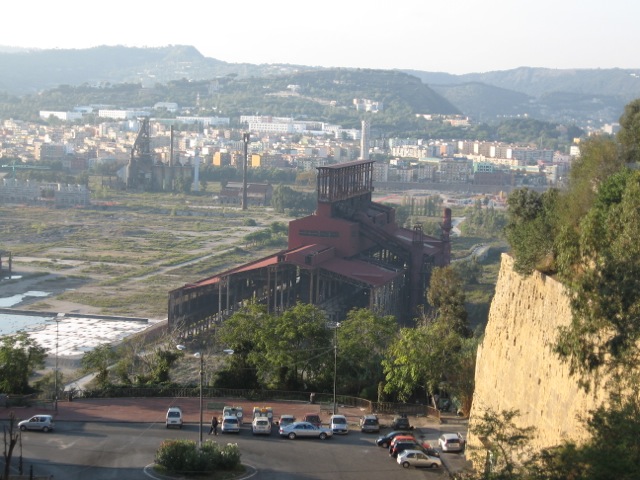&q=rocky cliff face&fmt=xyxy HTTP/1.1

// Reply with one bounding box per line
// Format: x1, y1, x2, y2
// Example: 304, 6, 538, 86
468, 254, 607, 453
